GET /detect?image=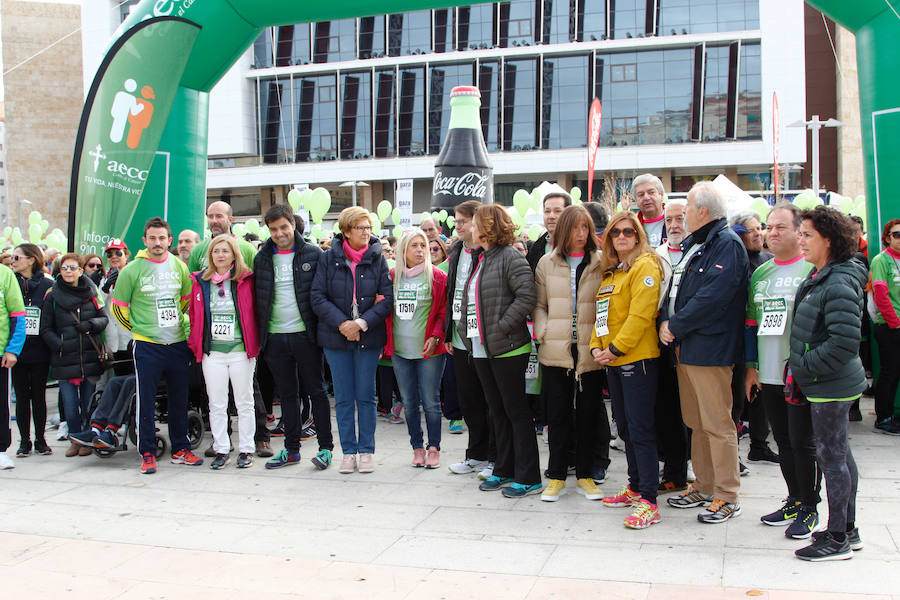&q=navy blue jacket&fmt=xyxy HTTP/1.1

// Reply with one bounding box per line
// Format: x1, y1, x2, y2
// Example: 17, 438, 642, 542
16, 271, 53, 364
311, 234, 393, 351
661, 218, 749, 366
